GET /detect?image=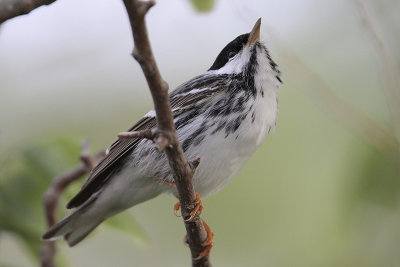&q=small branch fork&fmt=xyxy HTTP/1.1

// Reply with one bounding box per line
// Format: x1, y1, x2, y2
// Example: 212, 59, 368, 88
118, 128, 171, 151
0, 0, 57, 24
121, 0, 212, 266
40, 141, 105, 267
